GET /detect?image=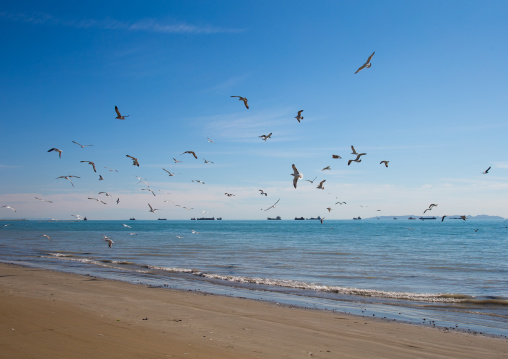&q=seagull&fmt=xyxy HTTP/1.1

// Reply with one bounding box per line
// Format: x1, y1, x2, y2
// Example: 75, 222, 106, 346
116, 198, 120, 204
35, 197, 53, 203
231, 96, 249, 109
115, 106, 129, 120
126, 155, 140, 166
320, 217, 325, 224
335, 201, 347, 205
48, 148, 62, 158
122, 224, 131, 228
162, 168, 175, 176
1, 205, 16, 212
207, 138, 214, 143
173, 158, 182, 163
355, 51, 375, 74
99, 175, 104, 181
103, 235, 114, 248
56, 175, 80, 187
80, 160, 97, 172
332, 154, 341, 159
348, 153, 366, 165
322, 166, 331, 171
460, 215, 467, 221
441, 215, 447, 222
203, 159, 214, 164
191, 230, 200, 234
259, 133, 272, 141
351, 145, 358, 155
327, 207, 332, 212
148, 203, 160, 213
176, 235, 183, 238
42, 234, 51, 240
98, 192, 111, 197
192, 180, 205, 184
104, 167, 118, 172
306, 176, 317, 184
224, 193, 235, 197
483, 166, 491, 174
88, 197, 107, 205
182, 151, 198, 159
263, 198, 280, 211
295, 110, 304, 123
141, 188, 156, 196
380, 161, 389, 167
72, 141, 93, 148
259, 189, 267, 196
71, 214, 84, 220
347, 159, 362, 166
291, 164, 303, 188
316, 180, 326, 190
